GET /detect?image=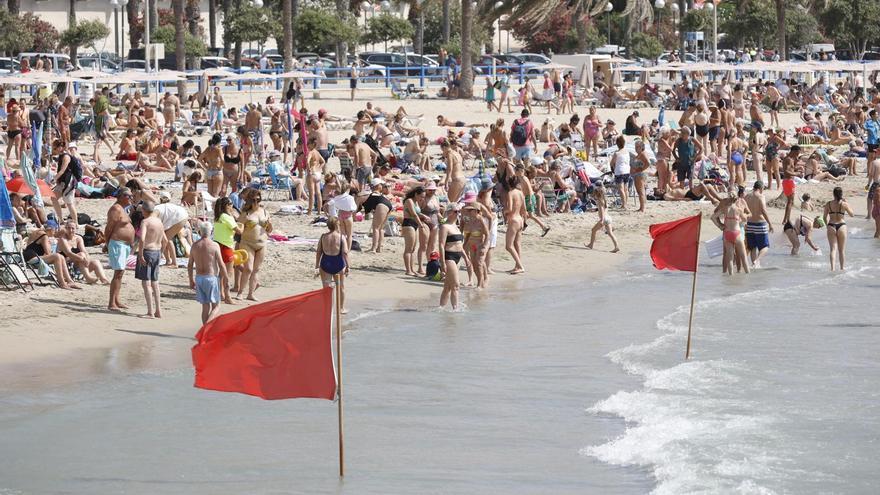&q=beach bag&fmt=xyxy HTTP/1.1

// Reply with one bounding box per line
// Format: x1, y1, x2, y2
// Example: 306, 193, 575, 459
511, 121, 529, 146
384, 218, 400, 237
